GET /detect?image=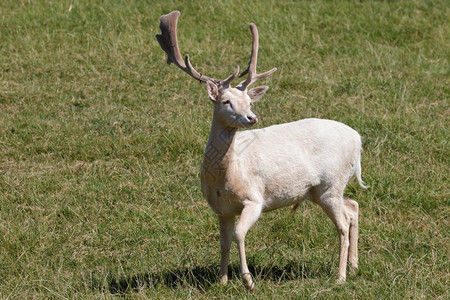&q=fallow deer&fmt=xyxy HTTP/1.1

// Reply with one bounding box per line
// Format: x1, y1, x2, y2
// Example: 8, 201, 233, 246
156, 11, 366, 290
